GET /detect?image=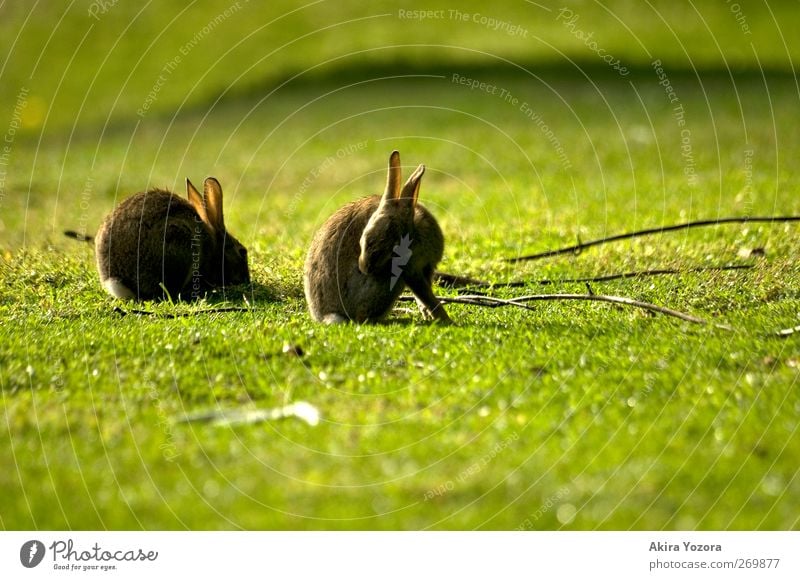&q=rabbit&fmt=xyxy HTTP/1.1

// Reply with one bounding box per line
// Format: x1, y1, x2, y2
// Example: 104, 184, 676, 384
93, 177, 250, 301
304, 150, 451, 324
